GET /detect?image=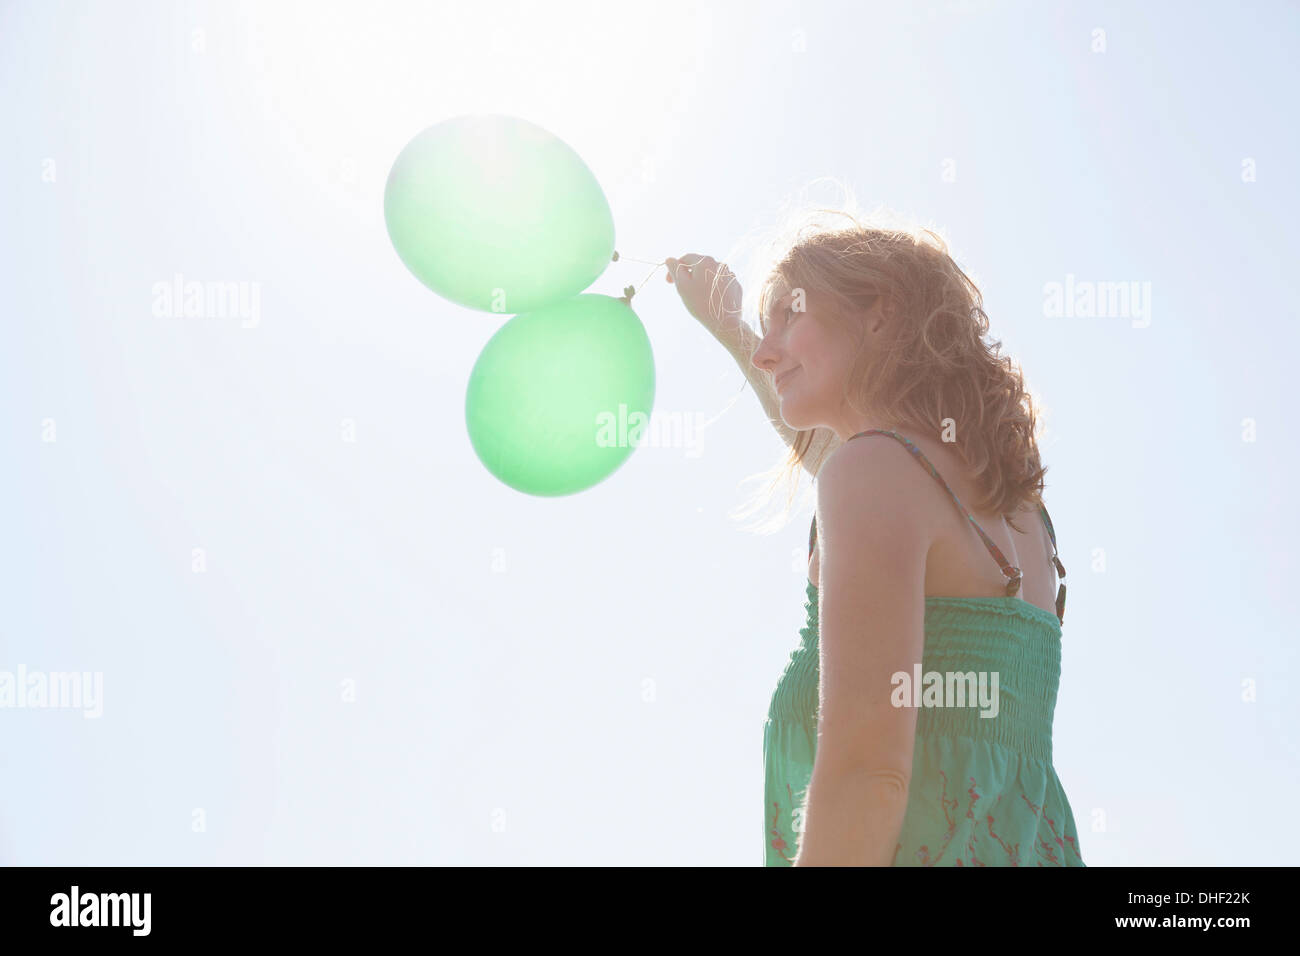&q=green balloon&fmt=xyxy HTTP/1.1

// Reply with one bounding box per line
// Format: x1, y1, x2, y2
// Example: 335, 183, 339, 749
384, 114, 616, 314
466, 294, 655, 496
